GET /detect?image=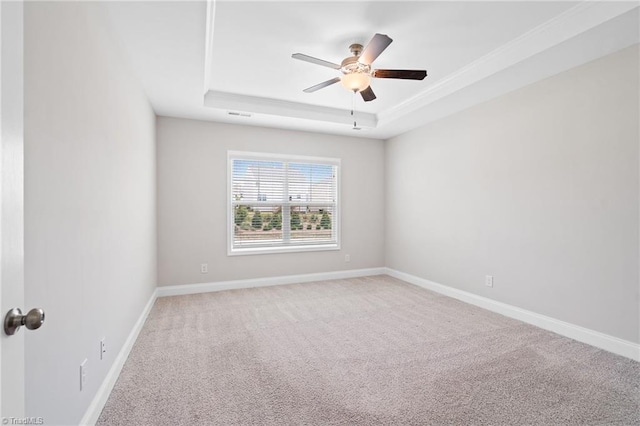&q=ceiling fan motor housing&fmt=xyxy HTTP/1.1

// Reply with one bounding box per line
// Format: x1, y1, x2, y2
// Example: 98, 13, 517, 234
340, 56, 371, 76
